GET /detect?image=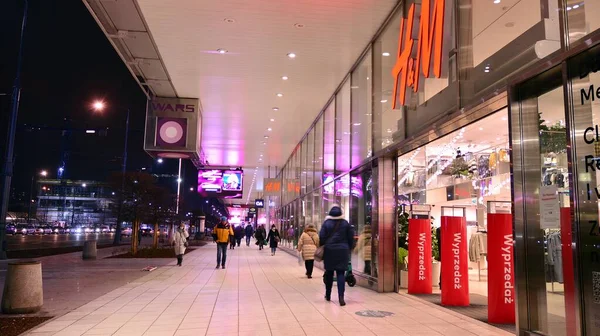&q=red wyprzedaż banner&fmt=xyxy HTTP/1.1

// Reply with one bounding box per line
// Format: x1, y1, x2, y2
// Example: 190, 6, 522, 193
487, 213, 515, 324
408, 218, 432, 294
441, 216, 469, 306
